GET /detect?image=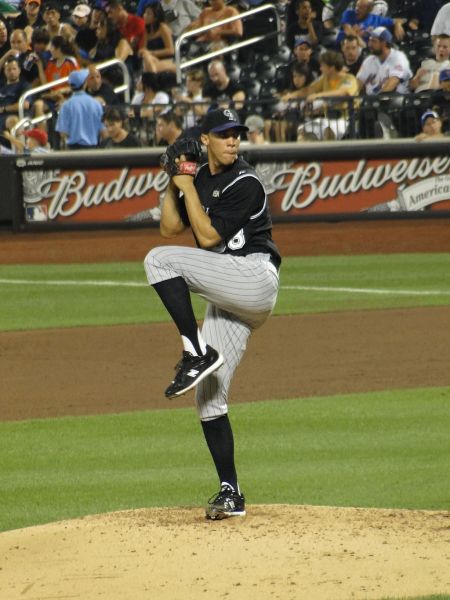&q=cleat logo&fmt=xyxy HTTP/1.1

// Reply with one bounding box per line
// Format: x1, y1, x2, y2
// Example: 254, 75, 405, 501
187, 369, 200, 378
